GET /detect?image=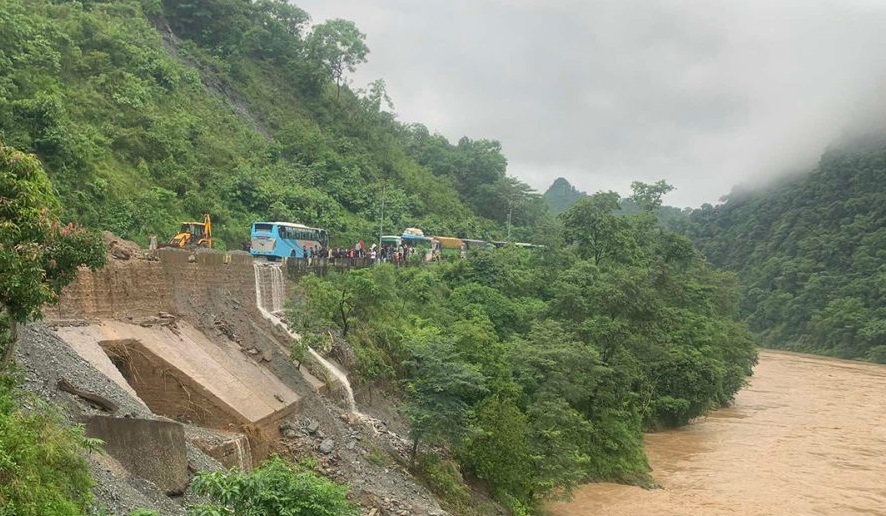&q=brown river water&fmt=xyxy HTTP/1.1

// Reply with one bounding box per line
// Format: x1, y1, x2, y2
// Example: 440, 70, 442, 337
548, 350, 886, 516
